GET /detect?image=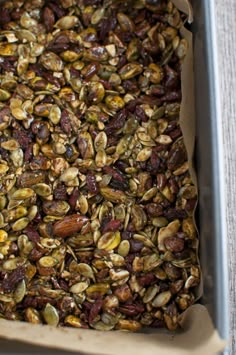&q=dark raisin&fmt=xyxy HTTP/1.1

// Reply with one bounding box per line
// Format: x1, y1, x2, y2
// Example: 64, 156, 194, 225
86, 172, 99, 194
